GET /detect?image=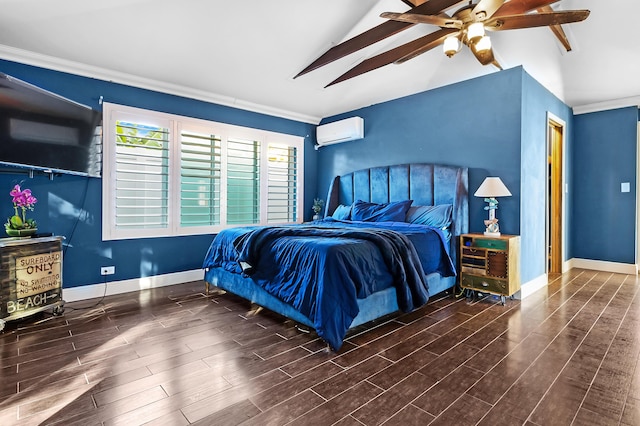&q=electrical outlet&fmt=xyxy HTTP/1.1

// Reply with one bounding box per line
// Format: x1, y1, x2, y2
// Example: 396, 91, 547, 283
101, 266, 115, 276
